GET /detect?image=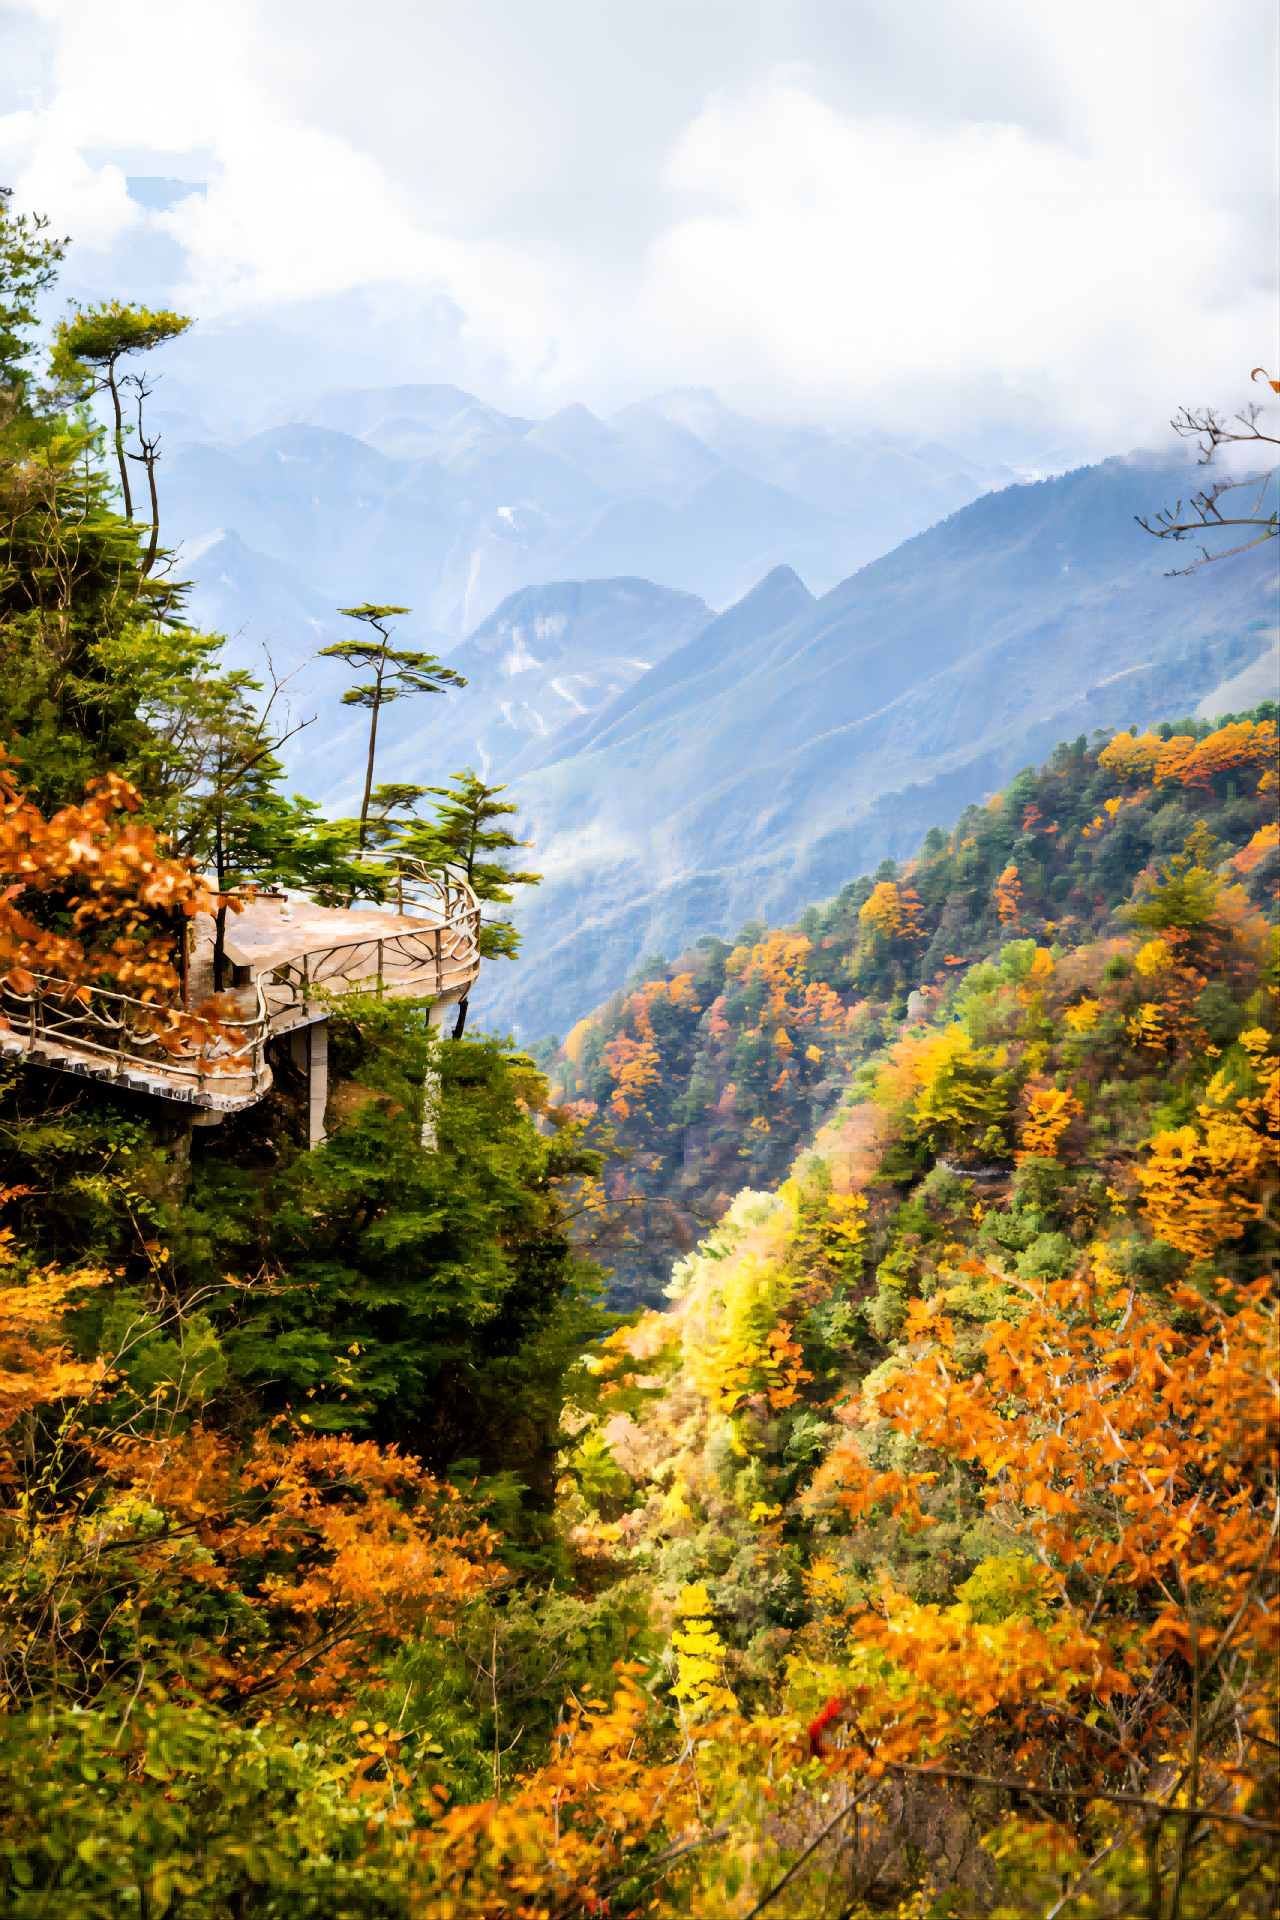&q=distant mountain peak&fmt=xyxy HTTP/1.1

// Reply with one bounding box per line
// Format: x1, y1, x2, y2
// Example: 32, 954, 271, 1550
741, 562, 815, 605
